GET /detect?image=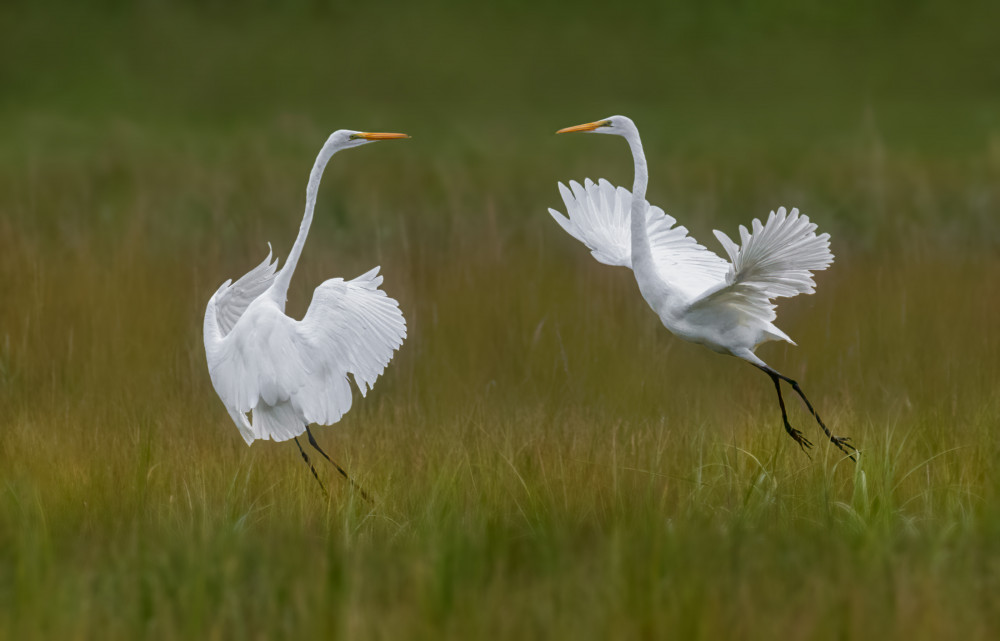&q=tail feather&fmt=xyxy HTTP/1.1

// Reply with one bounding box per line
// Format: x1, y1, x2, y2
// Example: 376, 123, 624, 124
251, 400, 305, 442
